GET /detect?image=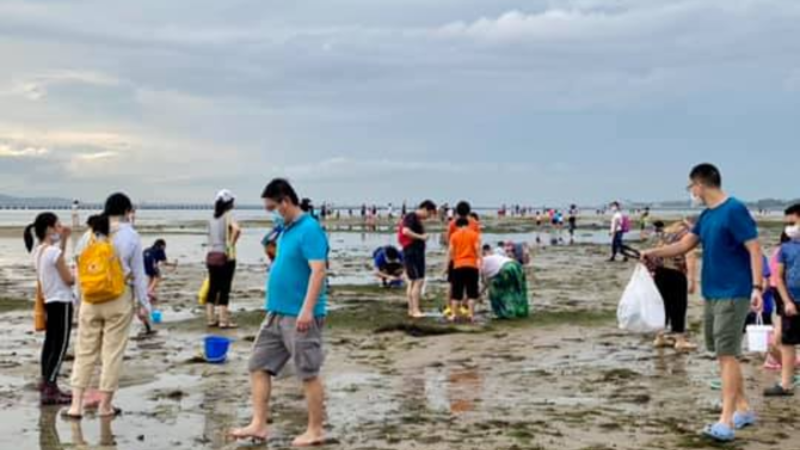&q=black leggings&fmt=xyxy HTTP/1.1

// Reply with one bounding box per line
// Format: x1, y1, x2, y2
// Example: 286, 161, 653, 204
654, 267, 688, 334
41, 302, 73, 384
611, 231, 624, 258
207, 260, 237, 307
